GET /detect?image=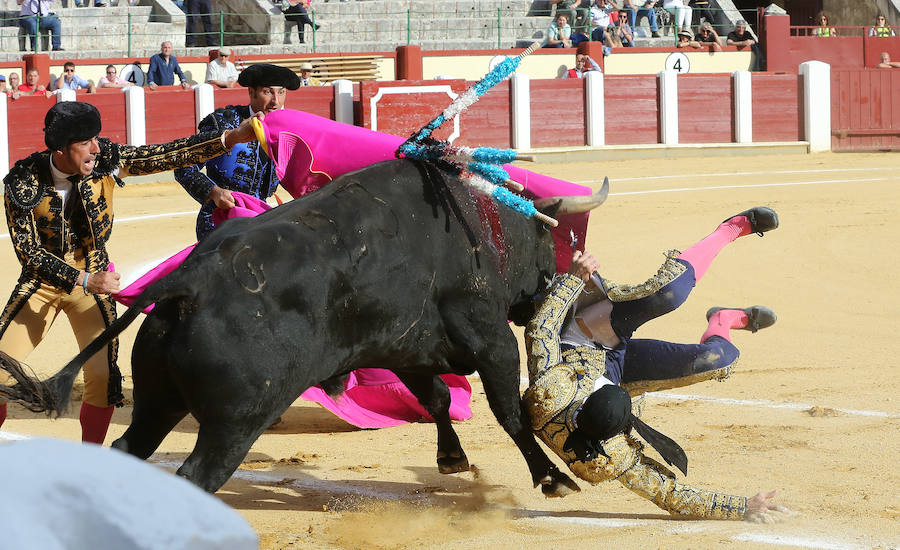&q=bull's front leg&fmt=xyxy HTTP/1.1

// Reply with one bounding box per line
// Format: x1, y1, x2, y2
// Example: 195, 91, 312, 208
480, 370, 580, 498
396, 373, 469, 474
